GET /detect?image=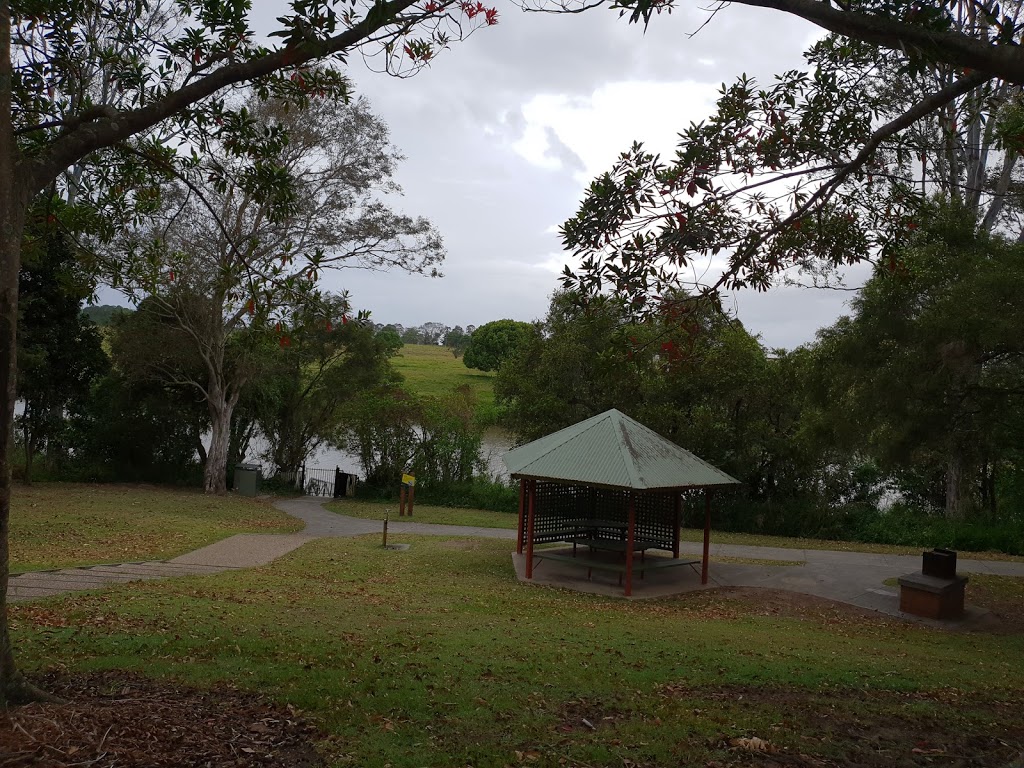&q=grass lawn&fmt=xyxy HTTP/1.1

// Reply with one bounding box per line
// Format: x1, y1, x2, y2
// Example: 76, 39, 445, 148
11, 534, 1024, 767
9, 483, 302, 572
326, 497, 1024, 562
326, 497, 518, 529
392, 344, 496, 411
